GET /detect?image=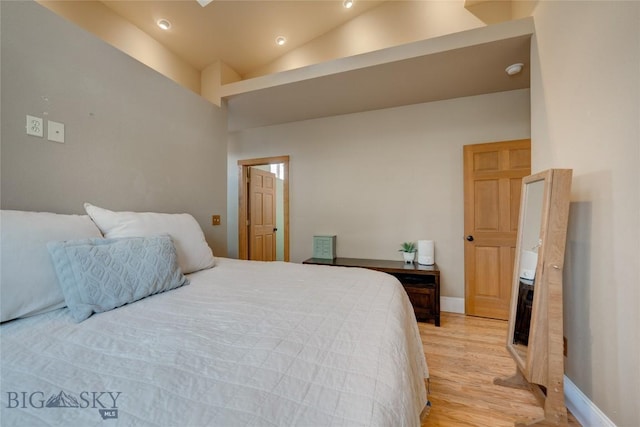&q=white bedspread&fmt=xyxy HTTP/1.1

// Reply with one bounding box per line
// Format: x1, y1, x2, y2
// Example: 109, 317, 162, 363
0, 258, 428, 426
